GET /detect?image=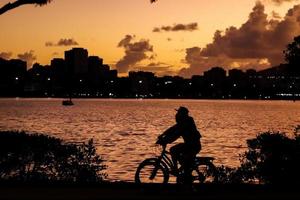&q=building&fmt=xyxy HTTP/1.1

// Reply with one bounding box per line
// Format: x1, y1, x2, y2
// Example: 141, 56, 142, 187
65, 48, 88, 76
0, 58, 27, 96
129, 71, 155, 97
204, 67, 226, 82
